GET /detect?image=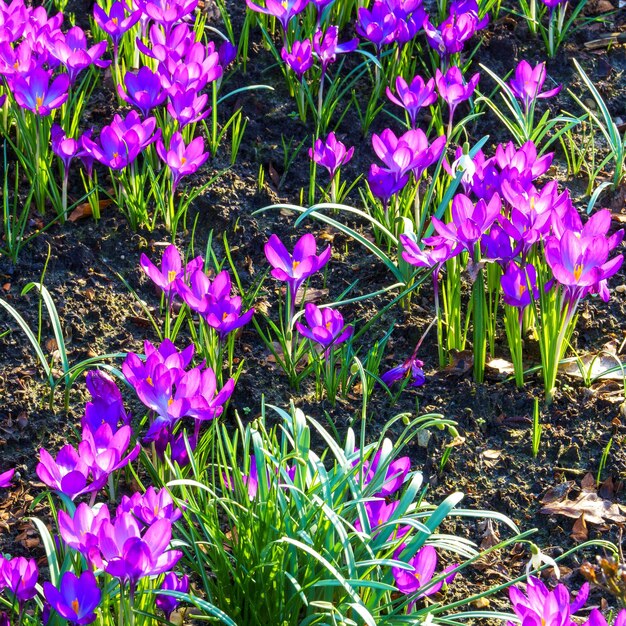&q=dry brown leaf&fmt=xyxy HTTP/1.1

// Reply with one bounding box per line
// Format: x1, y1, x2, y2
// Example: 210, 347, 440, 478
540, 490, 626, 525
571, 513, 589, 541
68, 199, 112, 222
295, 288, 328, 306
541, 481, 575, 504
443, 350, 473, 376
268, 162, 280, 187
581, 472, 596, 491
482, 449, 502, 460
486, 358, 515, 376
